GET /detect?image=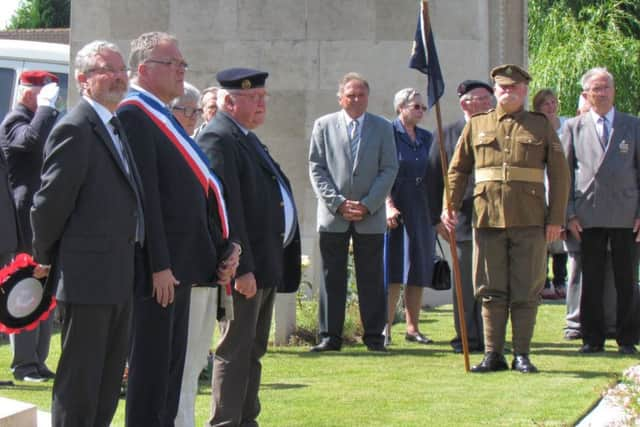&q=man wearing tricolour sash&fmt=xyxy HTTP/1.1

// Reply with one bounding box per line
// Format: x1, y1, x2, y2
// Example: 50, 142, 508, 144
117, 32, 240, 426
